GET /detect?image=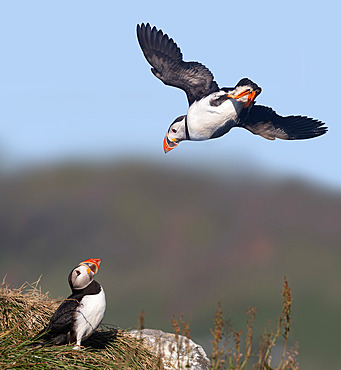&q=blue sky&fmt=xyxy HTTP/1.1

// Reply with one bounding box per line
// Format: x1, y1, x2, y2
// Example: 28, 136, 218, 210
0, 0, 340, 188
